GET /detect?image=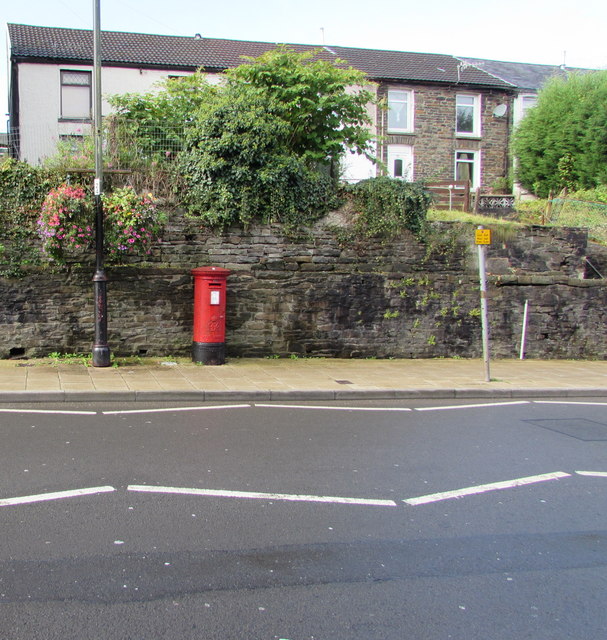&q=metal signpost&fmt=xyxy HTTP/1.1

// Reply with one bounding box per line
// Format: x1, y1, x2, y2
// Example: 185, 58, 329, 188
92, 0, 111, 367
475, 226, 491, 382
